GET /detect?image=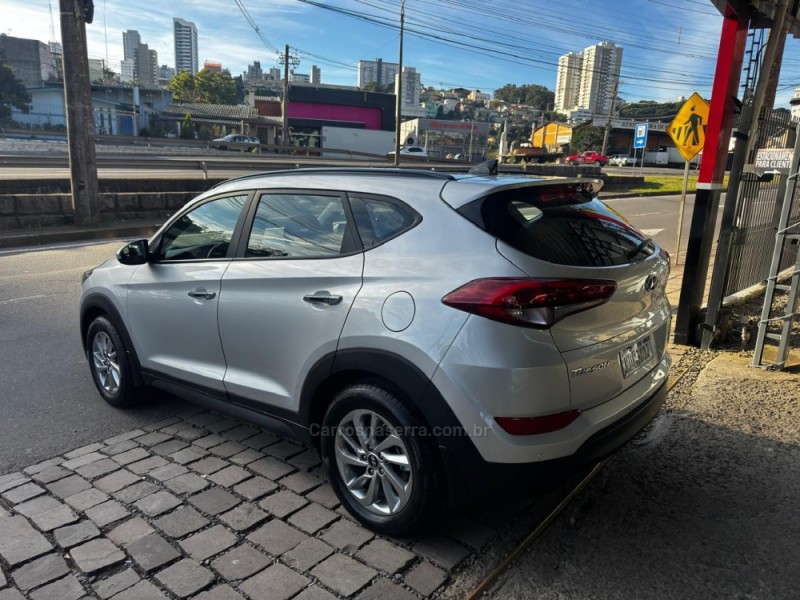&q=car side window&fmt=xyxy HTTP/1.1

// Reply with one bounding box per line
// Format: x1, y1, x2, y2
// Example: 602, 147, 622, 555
246, 193, 349, 258
348, 195, 419, 249
157, 195, 247, 261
